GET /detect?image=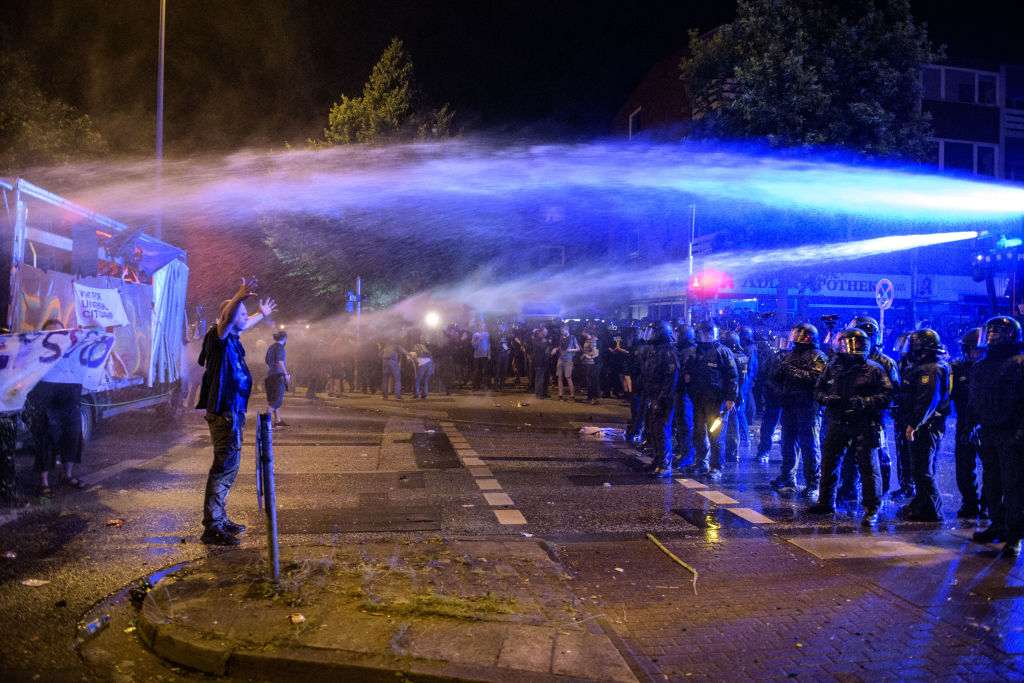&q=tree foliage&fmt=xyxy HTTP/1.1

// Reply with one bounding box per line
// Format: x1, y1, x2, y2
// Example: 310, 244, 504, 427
681, 0, 941, 160
311, 38, 453, 147
0, 51, 107, 172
